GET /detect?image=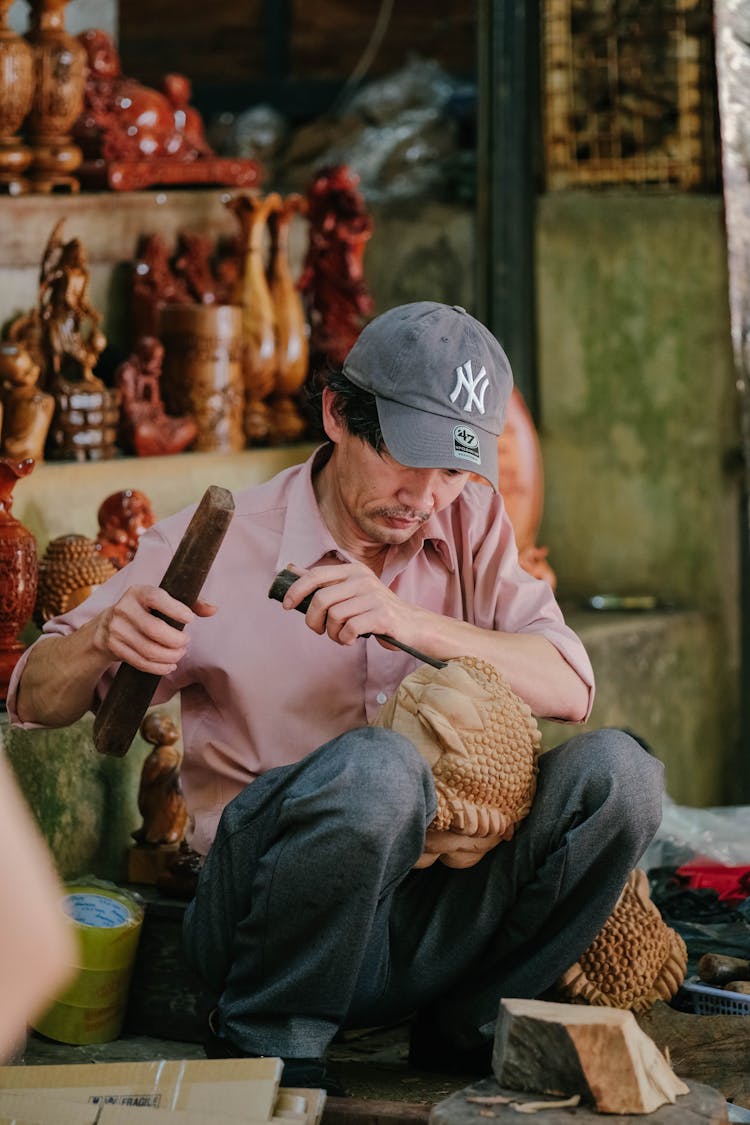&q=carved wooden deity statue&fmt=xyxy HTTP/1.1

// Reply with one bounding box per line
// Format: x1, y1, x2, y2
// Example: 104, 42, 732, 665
0, 457, 37, 701
114, 336, 197, 458
96, 488, 155, 570
132, 712, 188, 847
299, 164, 374, 375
